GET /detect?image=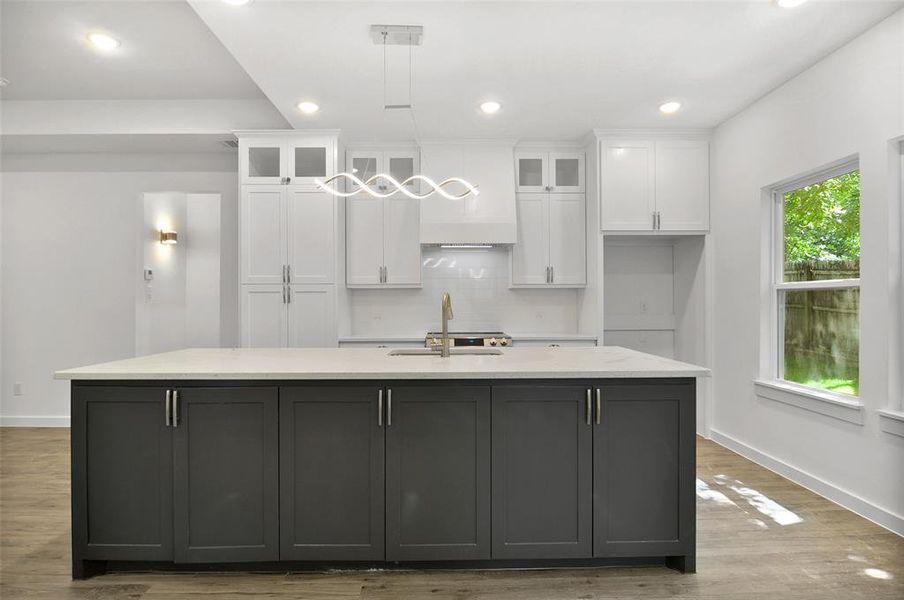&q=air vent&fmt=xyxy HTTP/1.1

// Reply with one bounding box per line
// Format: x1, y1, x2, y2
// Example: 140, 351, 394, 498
220, 140, 239, 149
